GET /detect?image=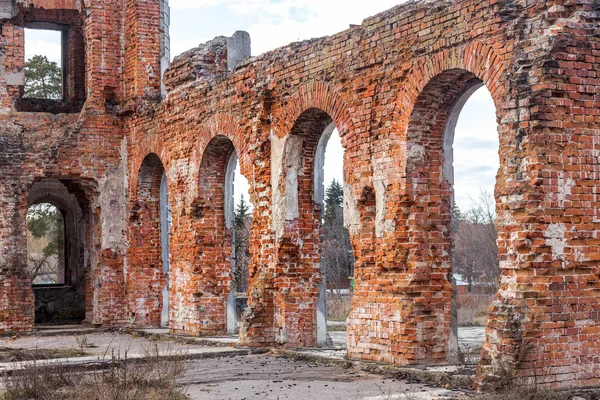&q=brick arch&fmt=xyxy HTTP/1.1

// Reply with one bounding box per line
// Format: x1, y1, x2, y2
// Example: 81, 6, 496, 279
274, 82, 362, 233
196, 113, 251, 182
395, 42, 506, 129
126, 152, 168, 328
175, 117, 247, 336
272, 90, 359, 347
129, 134, 171, 198
275, 81, 356, 151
